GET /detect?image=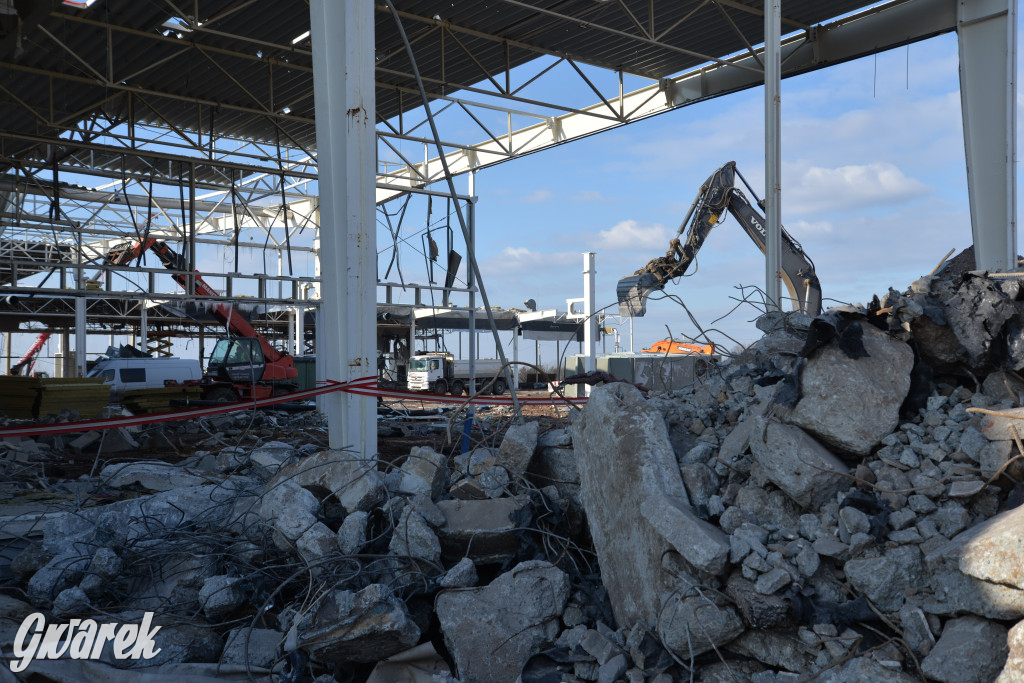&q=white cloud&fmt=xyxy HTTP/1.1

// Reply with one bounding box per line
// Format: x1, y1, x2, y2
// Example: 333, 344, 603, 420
785, 162, 930, 214
786, 219, 833, 235
522, 189, 553, 203
596, 220, 671, 250
571, 190, 606, 201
